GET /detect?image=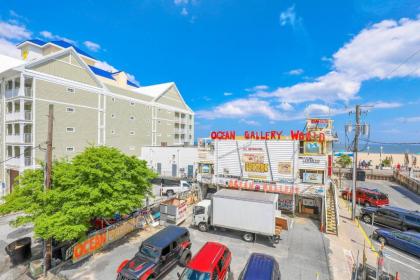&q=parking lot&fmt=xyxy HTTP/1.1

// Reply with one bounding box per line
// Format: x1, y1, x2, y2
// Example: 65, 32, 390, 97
342, 179, 420, 280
